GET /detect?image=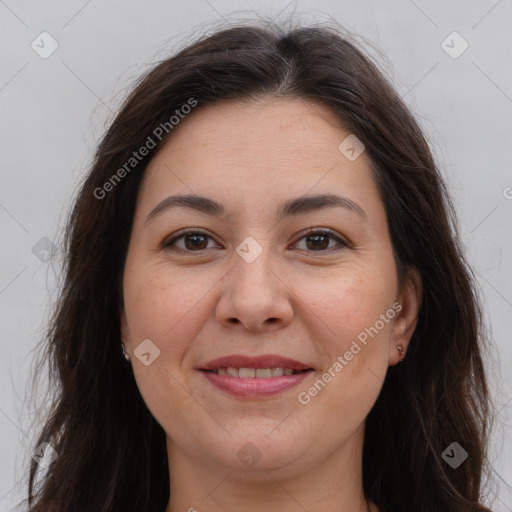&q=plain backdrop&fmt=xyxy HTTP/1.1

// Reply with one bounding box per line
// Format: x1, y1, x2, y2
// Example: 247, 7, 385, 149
1, 1, 511, 510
